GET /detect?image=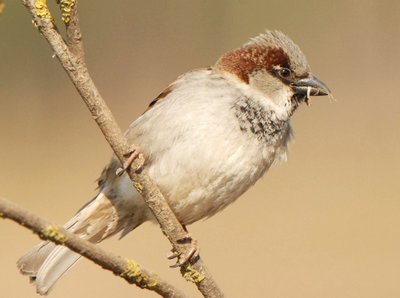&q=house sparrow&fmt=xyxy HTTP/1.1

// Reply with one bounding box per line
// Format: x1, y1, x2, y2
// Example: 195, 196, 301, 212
17, 30, 330, 295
